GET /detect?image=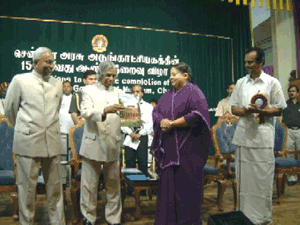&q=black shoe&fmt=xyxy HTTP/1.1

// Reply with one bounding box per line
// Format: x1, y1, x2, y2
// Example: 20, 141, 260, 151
107, 223, 122, 225
83, 217, 93, 225
288, 181, 297, 186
